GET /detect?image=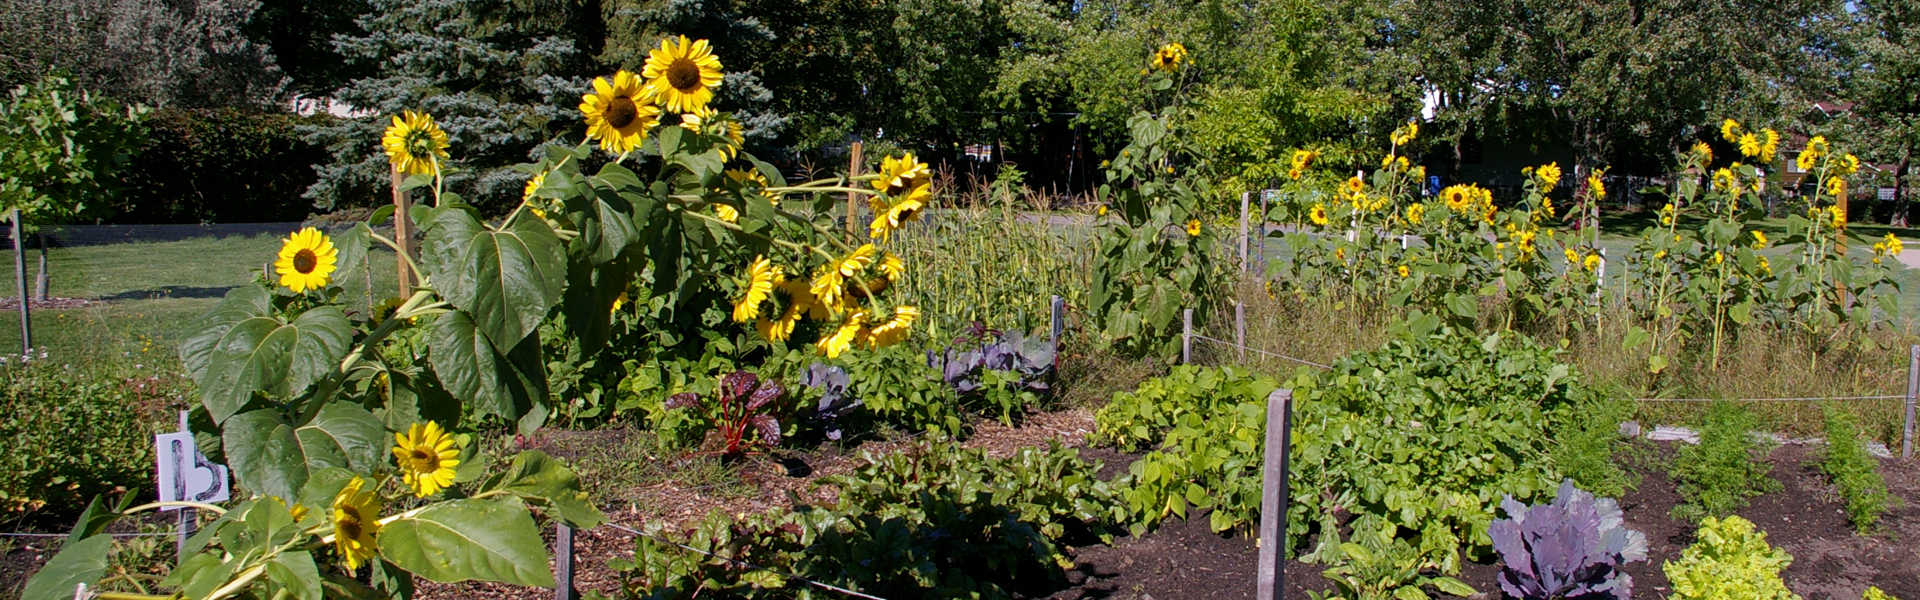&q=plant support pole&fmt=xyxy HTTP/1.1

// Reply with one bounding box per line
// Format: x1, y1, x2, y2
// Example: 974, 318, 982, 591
1256, 389, 1293, 600
555, 523, 575, 600
846, 141, 863, 240
391, 168, 414, 297
1235, 301, 1245, 361
10, 209, 28, 353
1181, 308, 1192, 365
1240, 191, 1251, 272
1905, 344, 1917, 459
176, 411, 196, 563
